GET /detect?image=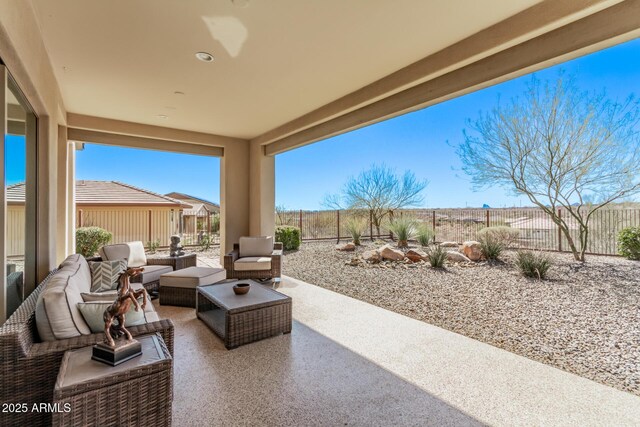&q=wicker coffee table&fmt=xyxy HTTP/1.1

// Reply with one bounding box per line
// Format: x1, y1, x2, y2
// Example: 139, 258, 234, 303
53, 334, 172, 427
197, 280, 292, 349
